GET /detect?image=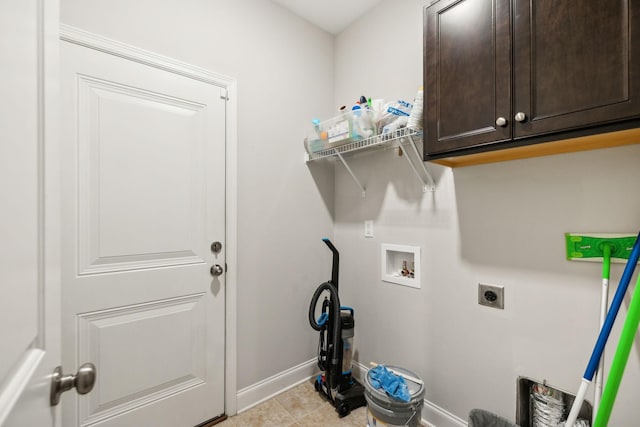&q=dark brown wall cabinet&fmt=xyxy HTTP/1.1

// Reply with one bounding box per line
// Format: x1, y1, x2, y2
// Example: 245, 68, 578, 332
424, 0, 640, 160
